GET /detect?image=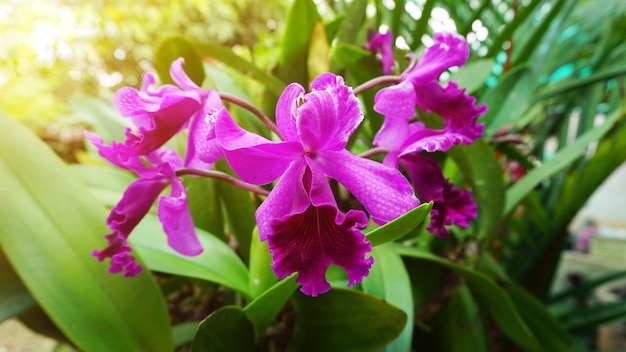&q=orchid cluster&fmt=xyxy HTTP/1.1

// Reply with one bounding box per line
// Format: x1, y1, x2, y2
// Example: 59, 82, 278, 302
87, 32, 486, 296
